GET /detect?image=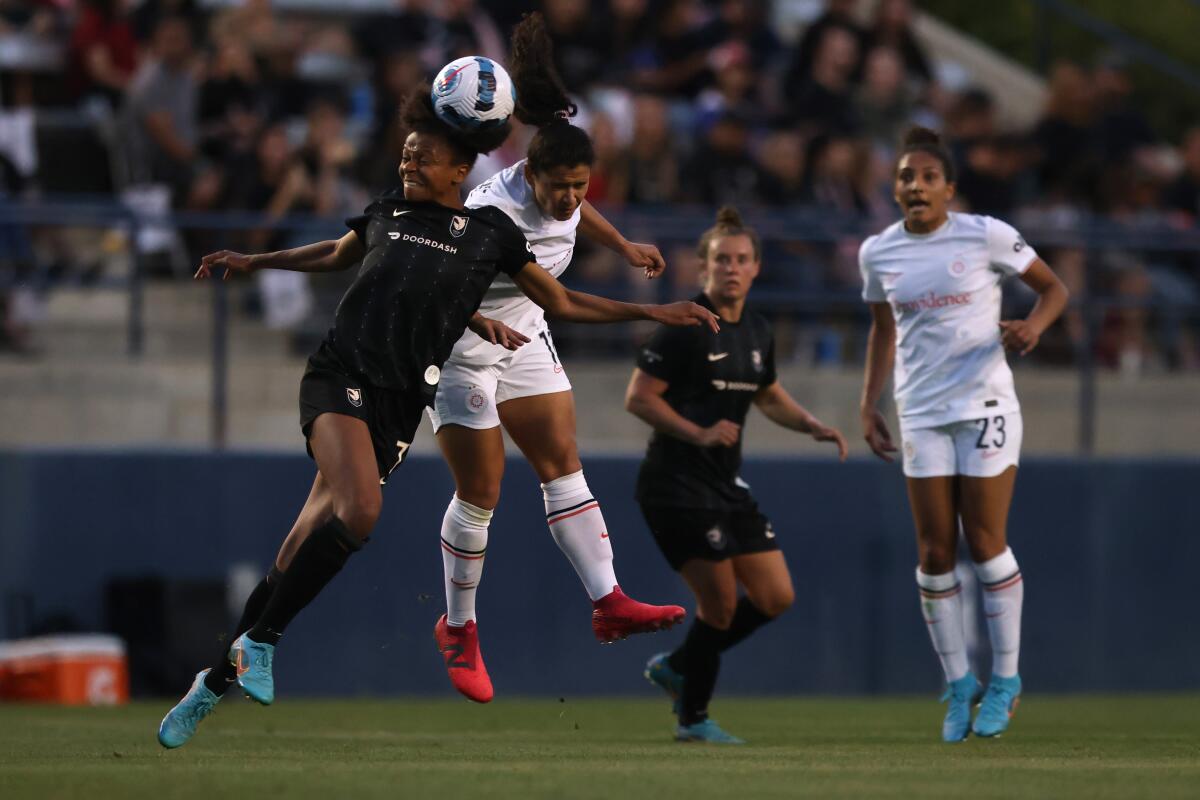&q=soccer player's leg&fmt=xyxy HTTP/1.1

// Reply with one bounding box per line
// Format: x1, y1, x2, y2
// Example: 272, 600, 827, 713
500, 385, 684, 642
906, 438, 979, 742
671, 558, 744, 744
960, 447, 1023, 738
235, 412, 381, 705
431, 414, 505, 703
